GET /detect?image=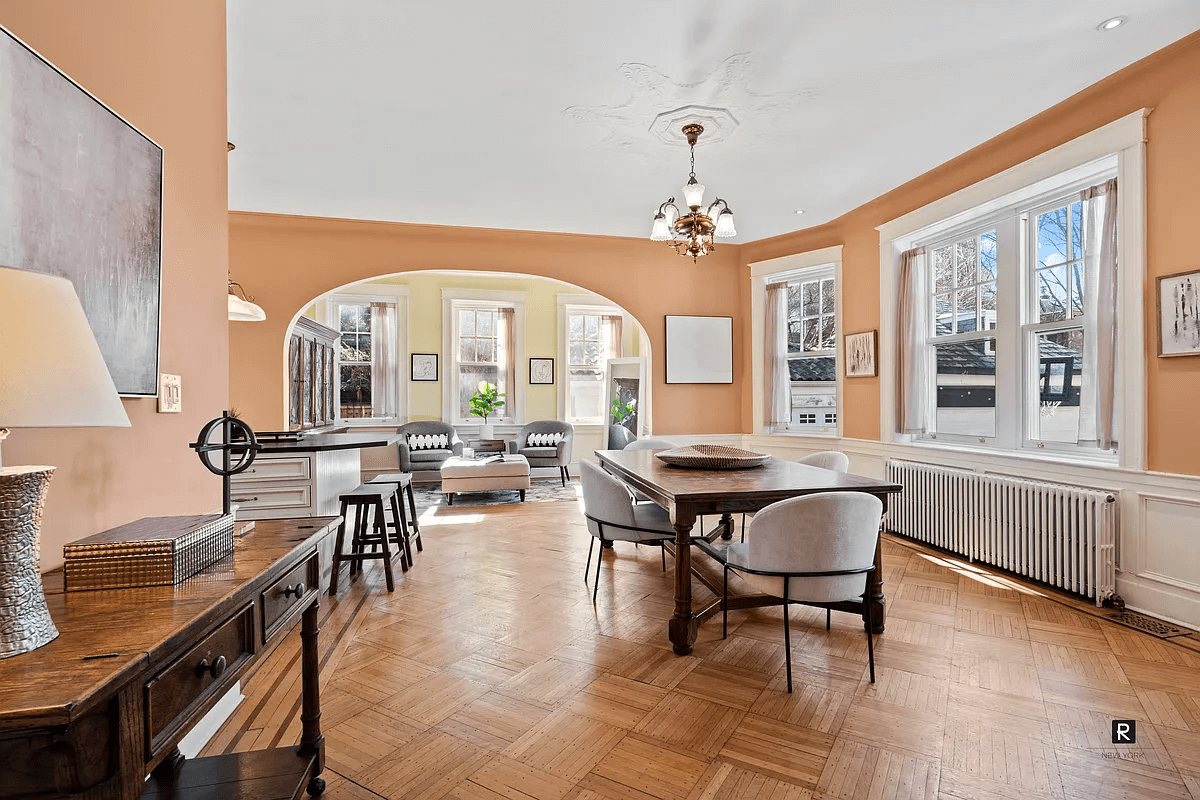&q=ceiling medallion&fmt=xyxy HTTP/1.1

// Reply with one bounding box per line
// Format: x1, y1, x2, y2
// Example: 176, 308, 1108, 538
563, 53, 819, 155
650, 123, 735, 261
